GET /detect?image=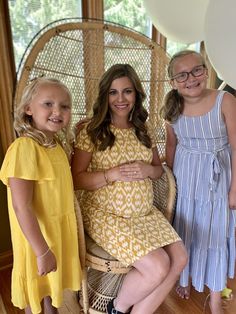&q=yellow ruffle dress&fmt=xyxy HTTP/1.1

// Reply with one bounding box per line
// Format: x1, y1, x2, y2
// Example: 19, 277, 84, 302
75, 124, 180, 266
0, 137, 81, 314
